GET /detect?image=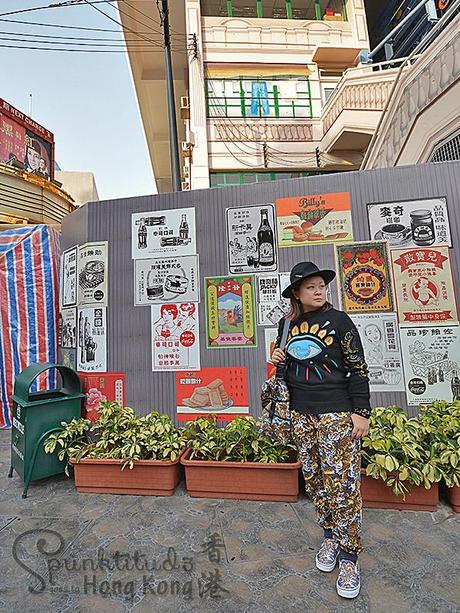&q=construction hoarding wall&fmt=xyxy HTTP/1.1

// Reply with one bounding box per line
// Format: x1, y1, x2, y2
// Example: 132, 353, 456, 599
61, 162, 460, 421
